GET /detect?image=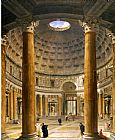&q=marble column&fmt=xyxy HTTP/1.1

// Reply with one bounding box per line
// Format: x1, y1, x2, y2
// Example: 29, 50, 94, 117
98, 93, 103, 118
1, 35, 9, 139
83, 19, 99, 139
58, 95, 62, 116
102, 94, 105, 118
9, 90, 13, 121
45, 95, 48, 116
13, 89, 17, 122
36, 95, 39, 115
39, 95, 43, 116
77, 96, 80, 116
19, 21, 38, 140
111, 35, 115, 138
